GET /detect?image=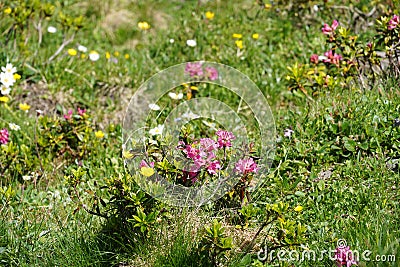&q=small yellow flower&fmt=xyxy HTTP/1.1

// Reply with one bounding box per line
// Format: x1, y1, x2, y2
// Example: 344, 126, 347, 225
235, 40, 243, 49
265, 3, 272, 9
81, 53, 86, 59
0, 96, 9, 103
140, 167, 155, 177
95, 130, 105, 139
138, 21, 150, 30
19, 103, 31, 111
252, 33, 259, 39
113, 51, 119, 57
205, 11, 214, 20
232, 33, 242, 39
294, 205, 303, 212
105, 52, 111, 59
4, 7, 11, 14
13, 73, 21, 80
124, 54, 130, 59
68, 48, 77, 56
123, 150, 135, 159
